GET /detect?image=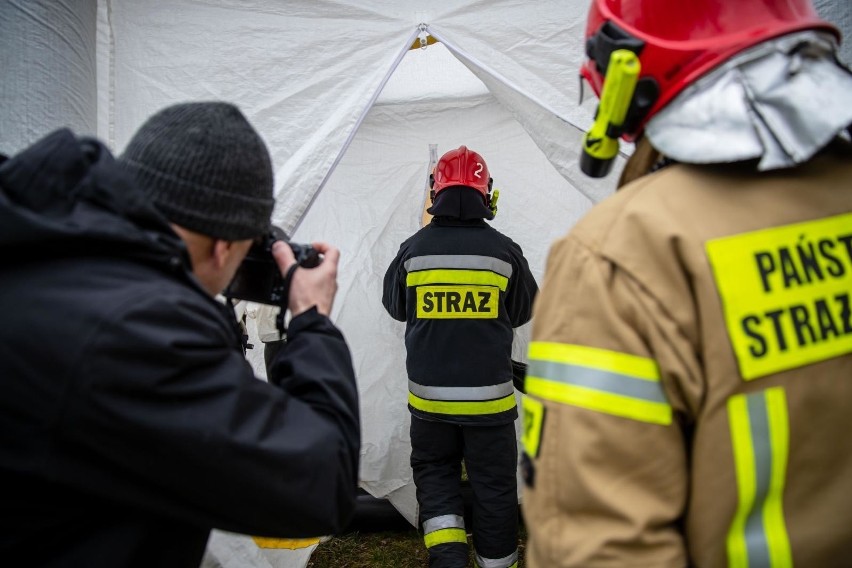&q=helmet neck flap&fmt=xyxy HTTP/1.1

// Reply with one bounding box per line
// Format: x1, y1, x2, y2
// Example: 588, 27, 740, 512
581, 0, 838, 140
